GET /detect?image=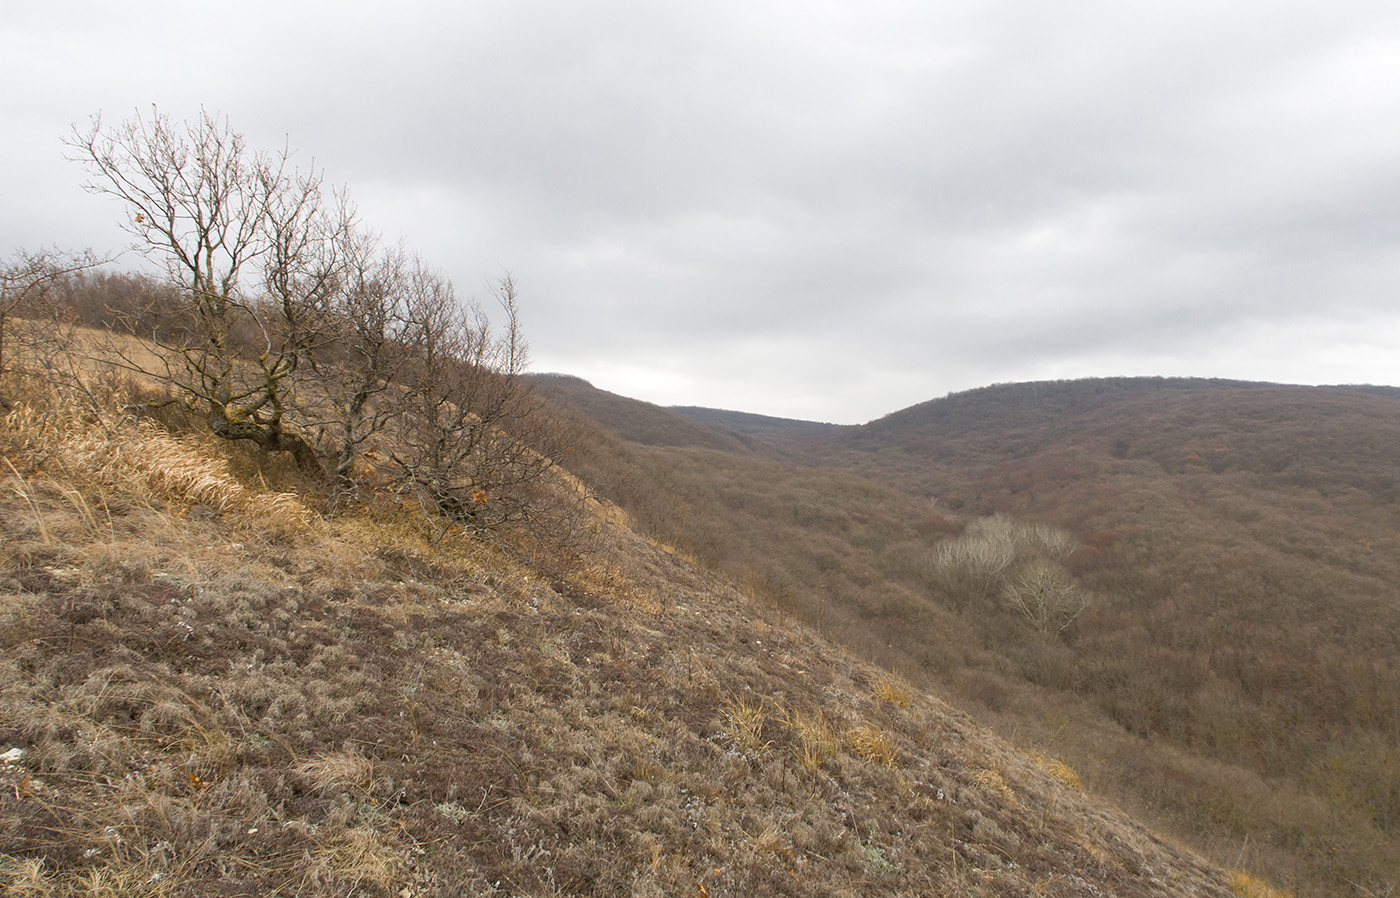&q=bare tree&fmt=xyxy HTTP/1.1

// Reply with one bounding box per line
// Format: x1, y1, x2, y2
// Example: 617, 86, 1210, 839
384, 275, 559, 533
68, 108, 342, 471
1003, 558, 1091, 641
0, 248, 105, 406
68, 109, 570, 532
306, 233, 423, 483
